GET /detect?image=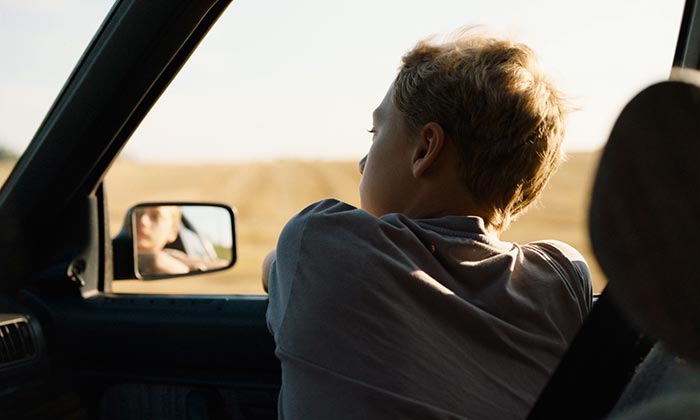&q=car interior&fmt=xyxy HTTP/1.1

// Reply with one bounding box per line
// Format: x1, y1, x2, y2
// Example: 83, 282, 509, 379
0, 0, 699, 419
